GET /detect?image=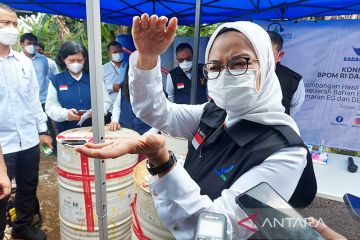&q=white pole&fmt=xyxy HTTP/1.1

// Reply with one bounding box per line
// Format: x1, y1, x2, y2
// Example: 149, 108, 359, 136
190, 0, 202, 104
85, 0, 108, 239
